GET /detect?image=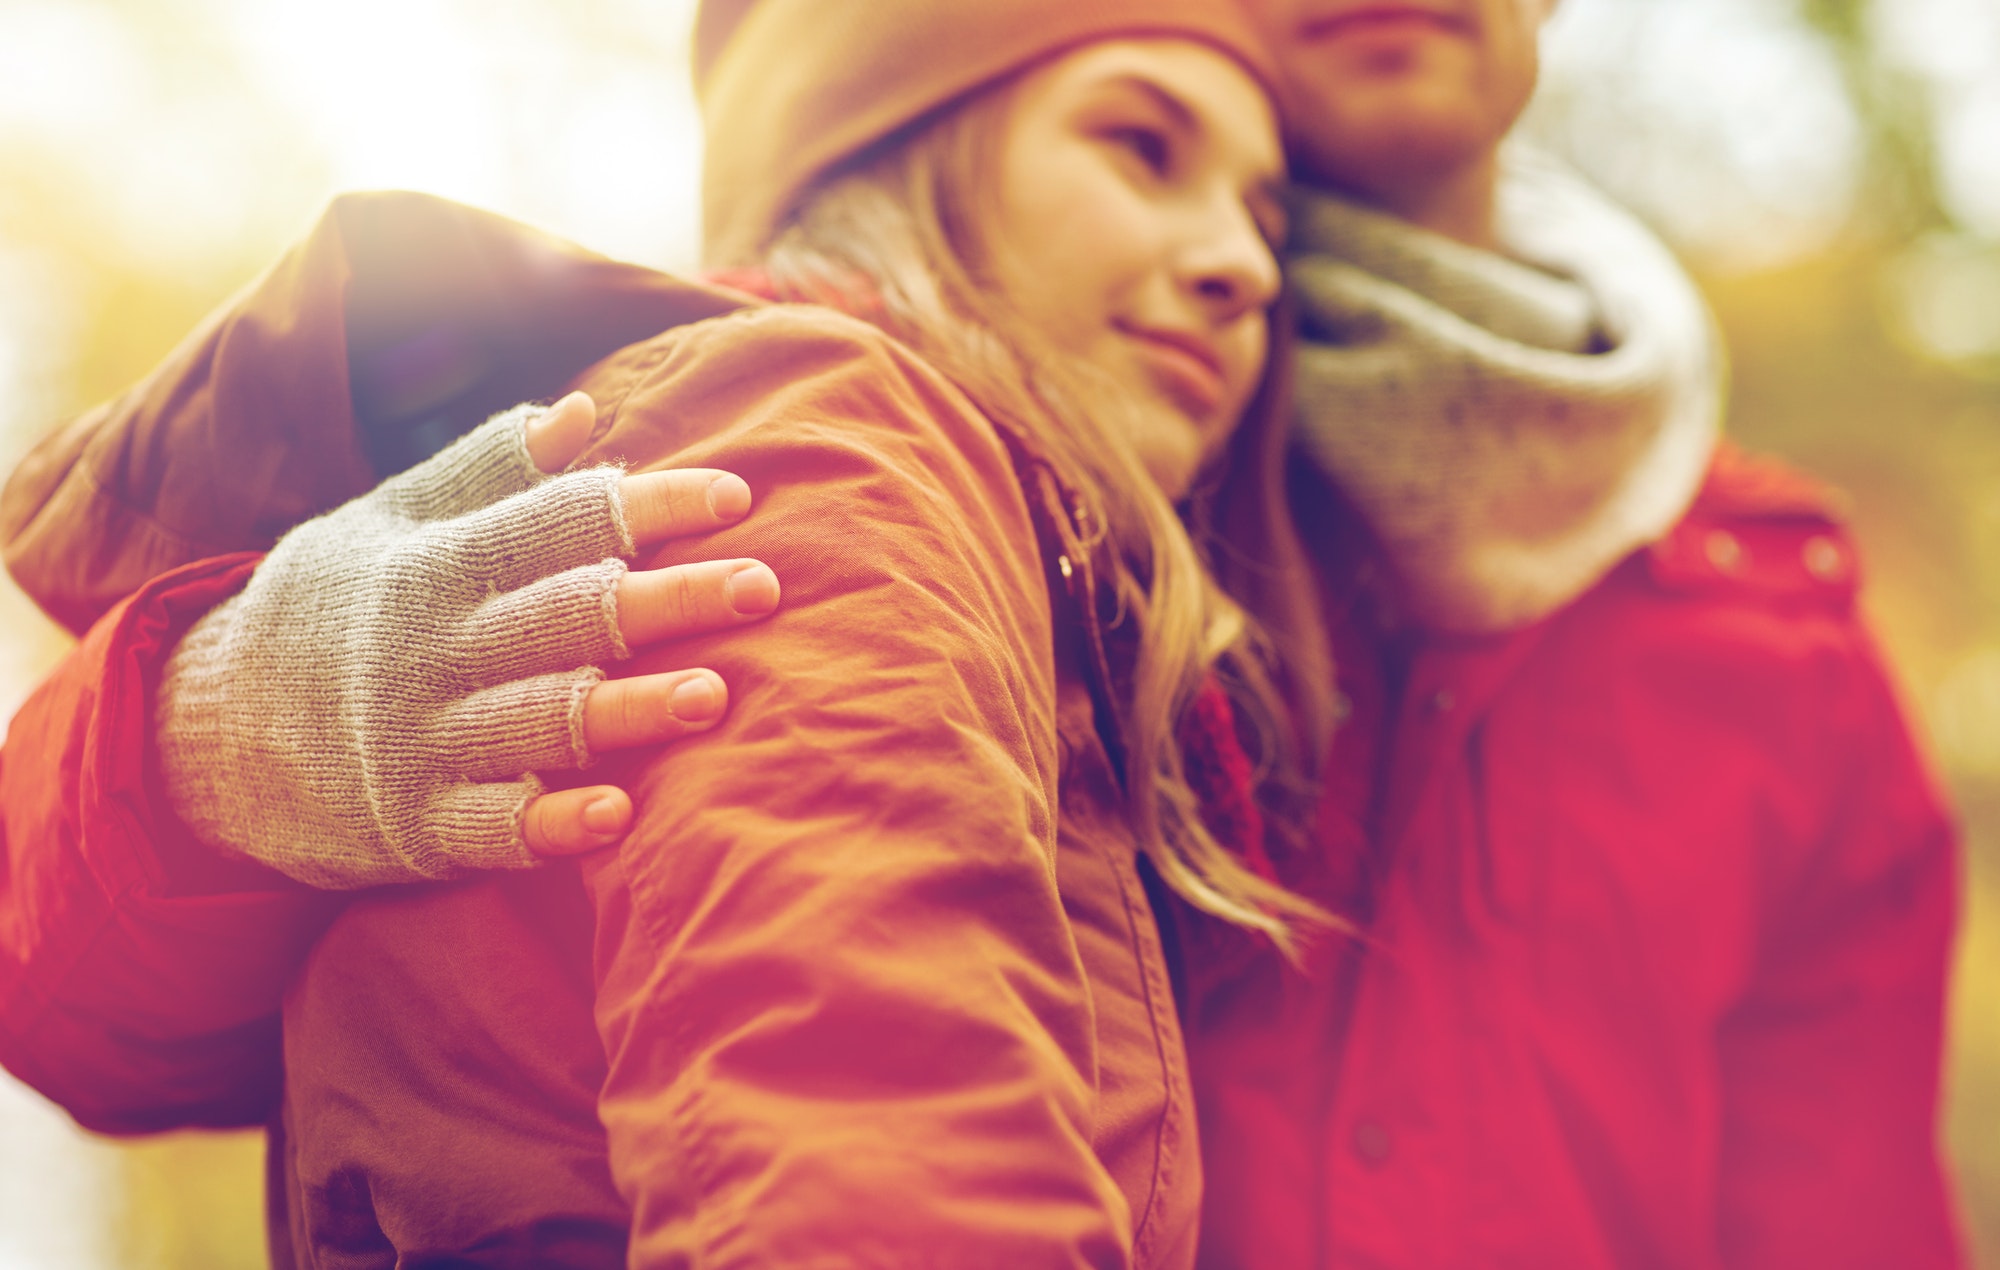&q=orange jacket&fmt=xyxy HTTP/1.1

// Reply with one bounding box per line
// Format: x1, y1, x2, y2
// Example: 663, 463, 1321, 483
0, 194, 1201, 1268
